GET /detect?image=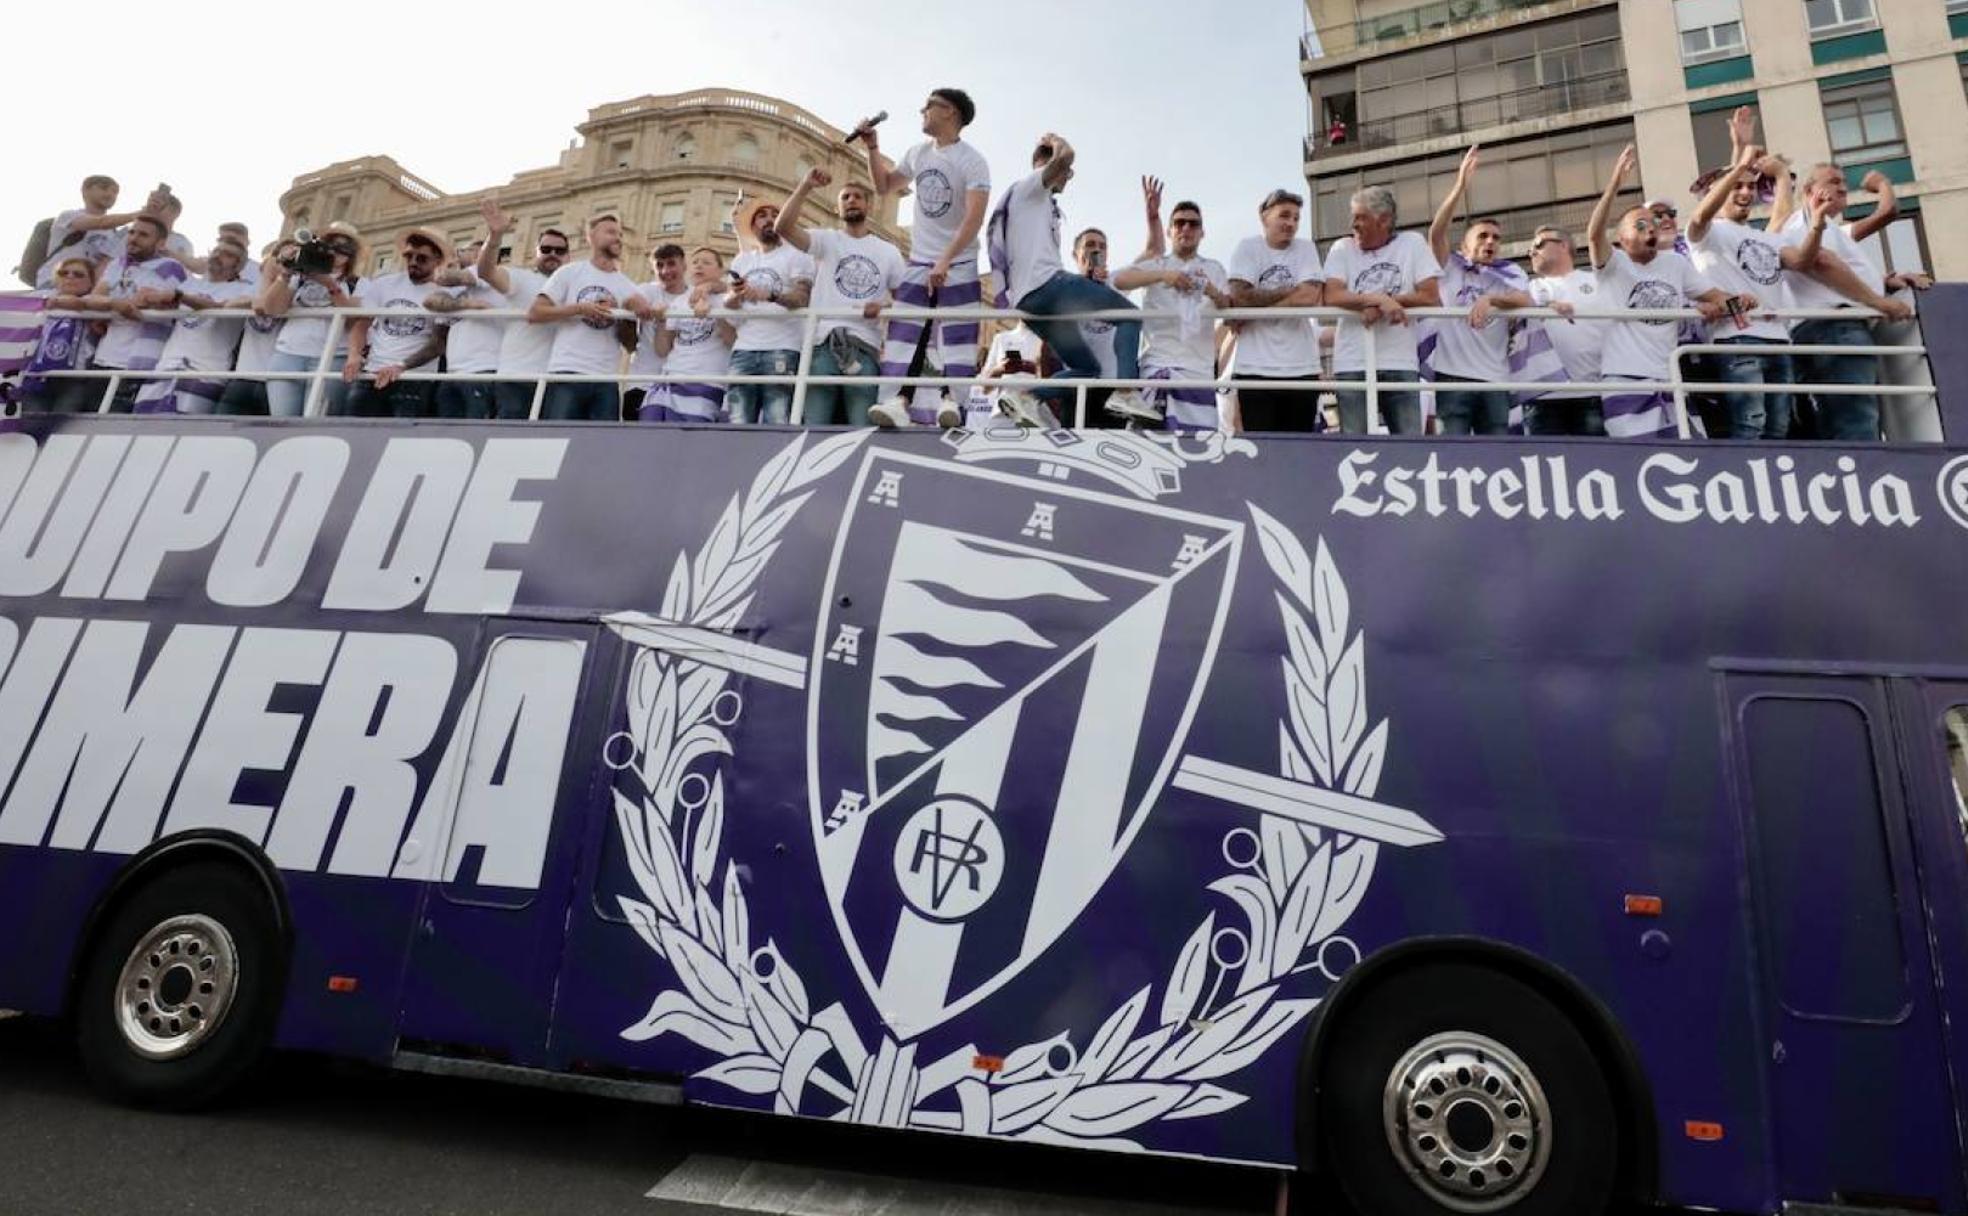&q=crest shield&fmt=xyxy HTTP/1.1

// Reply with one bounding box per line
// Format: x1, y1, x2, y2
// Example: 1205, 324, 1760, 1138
807, 449, 1242, 1037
